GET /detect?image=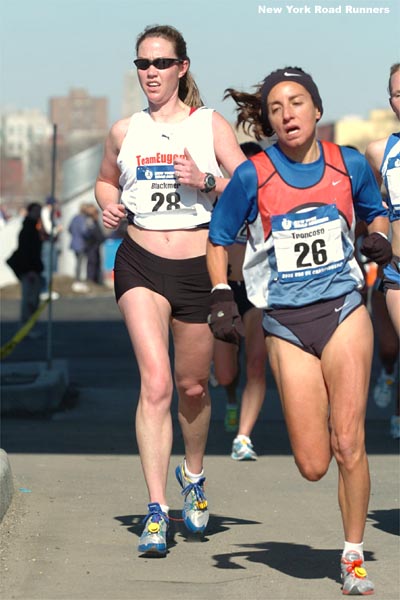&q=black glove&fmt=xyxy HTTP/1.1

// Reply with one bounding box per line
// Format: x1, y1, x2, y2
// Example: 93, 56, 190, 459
207, 288, 244, 345
360, 232, 392, 266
